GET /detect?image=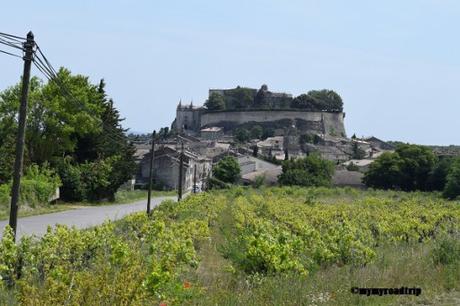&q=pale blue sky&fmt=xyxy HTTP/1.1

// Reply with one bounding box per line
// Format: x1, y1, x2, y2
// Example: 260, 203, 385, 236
1, 1, 459, 145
